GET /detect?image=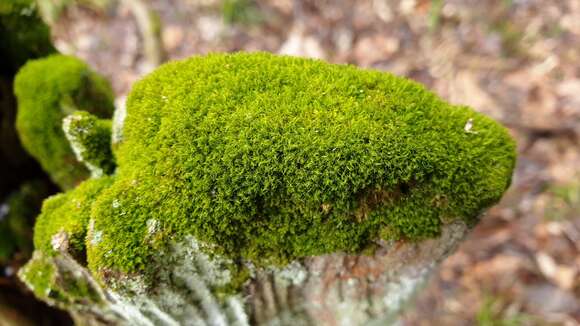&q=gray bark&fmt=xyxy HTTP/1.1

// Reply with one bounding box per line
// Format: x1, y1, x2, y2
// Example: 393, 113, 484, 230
21, 221, 468, 325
